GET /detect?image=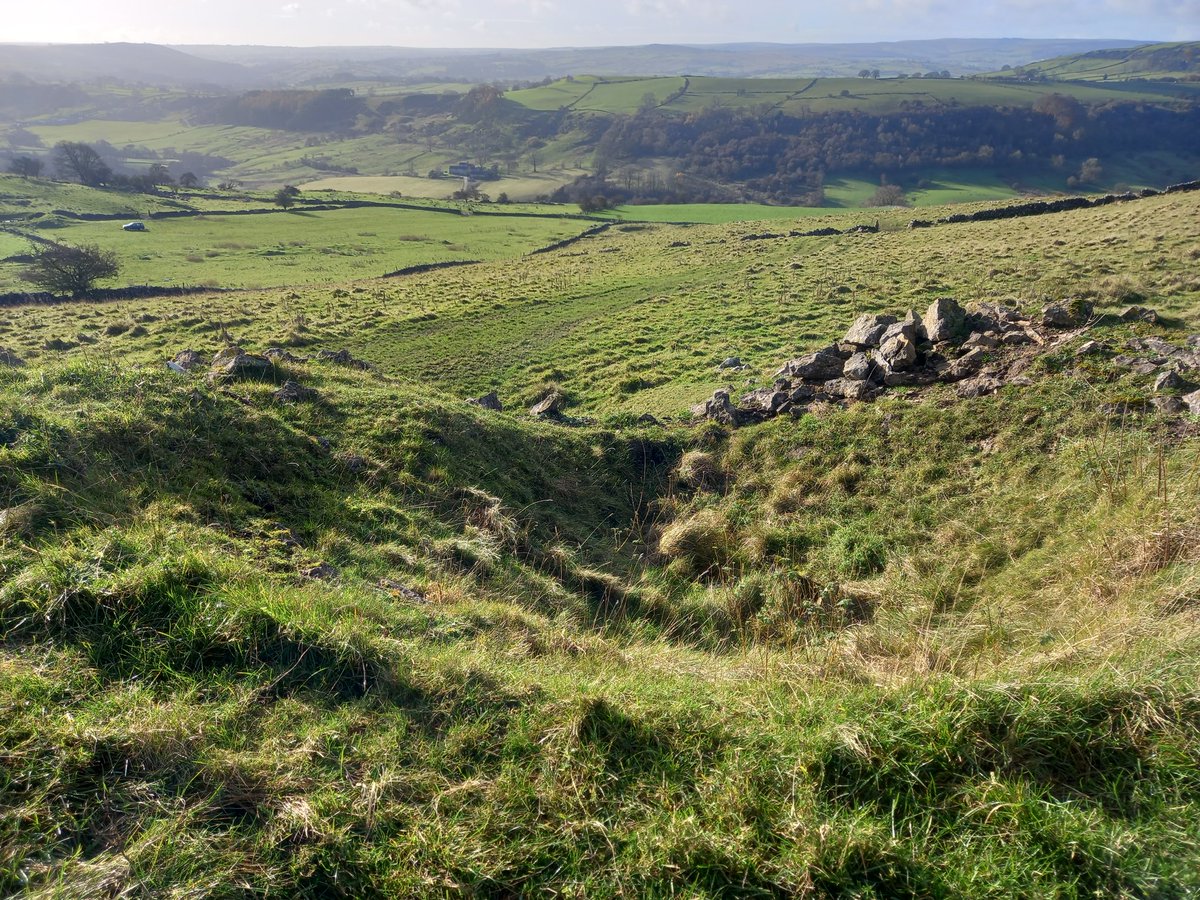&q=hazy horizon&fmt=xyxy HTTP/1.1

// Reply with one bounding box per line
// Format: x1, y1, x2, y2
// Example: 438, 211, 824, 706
6, 1, 1197, 49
